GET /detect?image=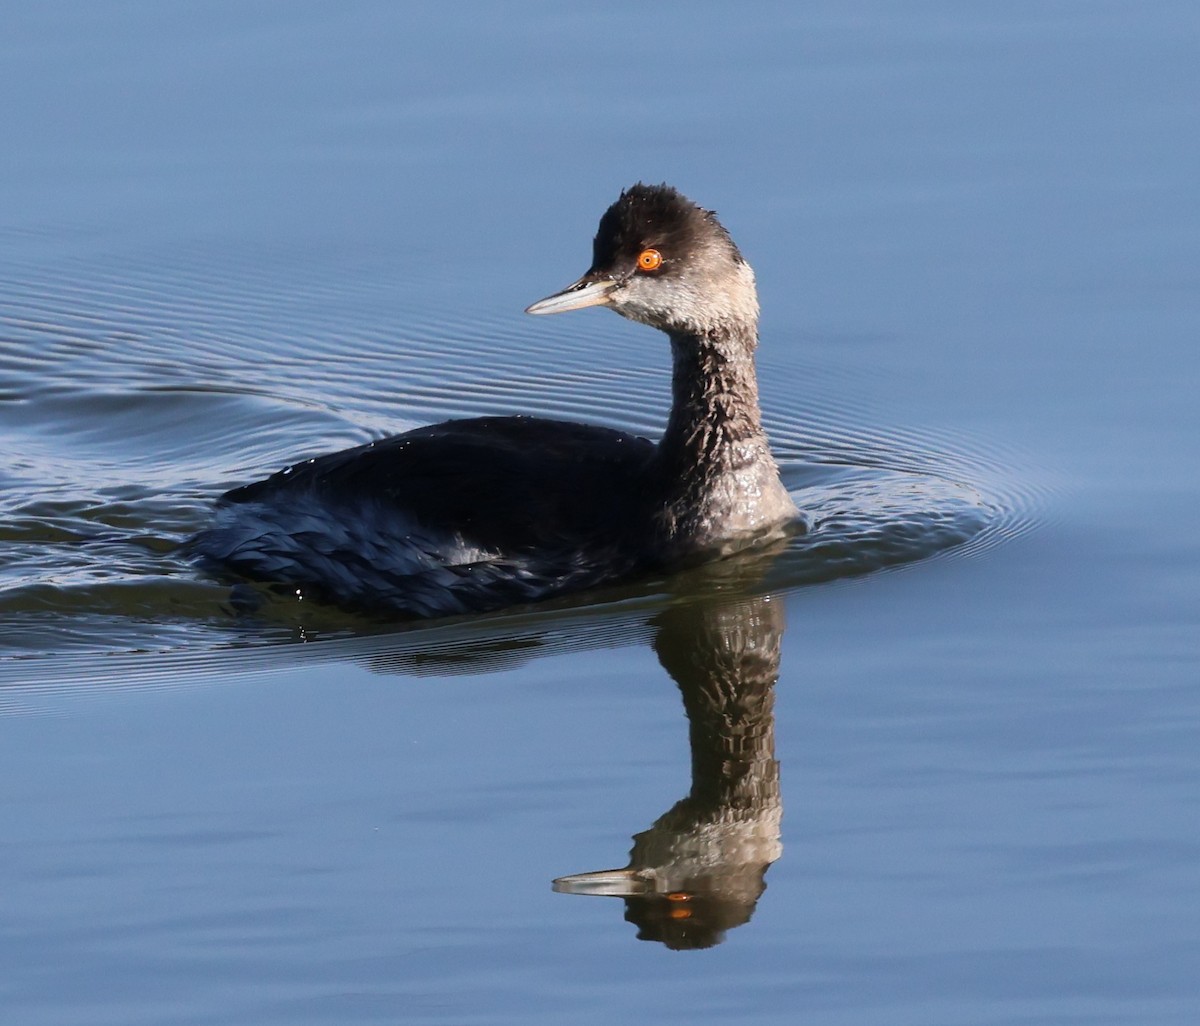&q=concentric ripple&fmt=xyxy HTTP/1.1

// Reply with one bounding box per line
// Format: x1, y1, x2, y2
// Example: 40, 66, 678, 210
0, 240, 1042, 676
